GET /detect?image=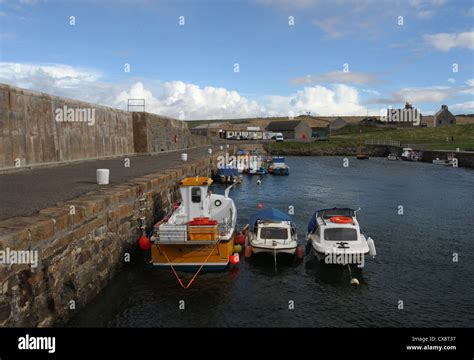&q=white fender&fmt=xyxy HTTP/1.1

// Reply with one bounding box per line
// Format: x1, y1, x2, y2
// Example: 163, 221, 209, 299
367, 237, 376, 257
